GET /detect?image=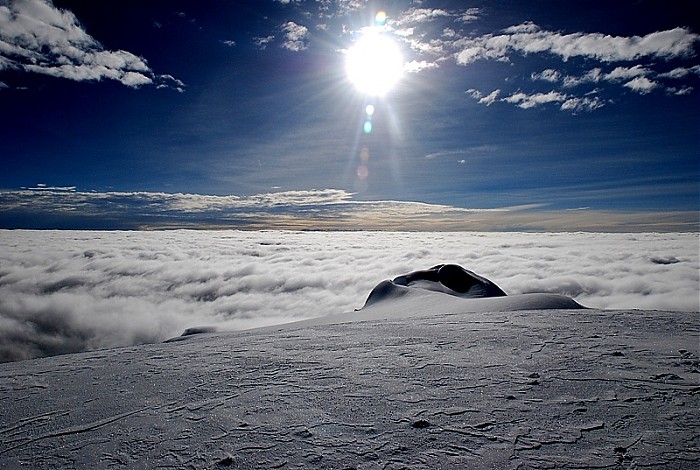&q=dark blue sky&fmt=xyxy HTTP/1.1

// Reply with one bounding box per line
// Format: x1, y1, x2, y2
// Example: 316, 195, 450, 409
1, 0, 698, 230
